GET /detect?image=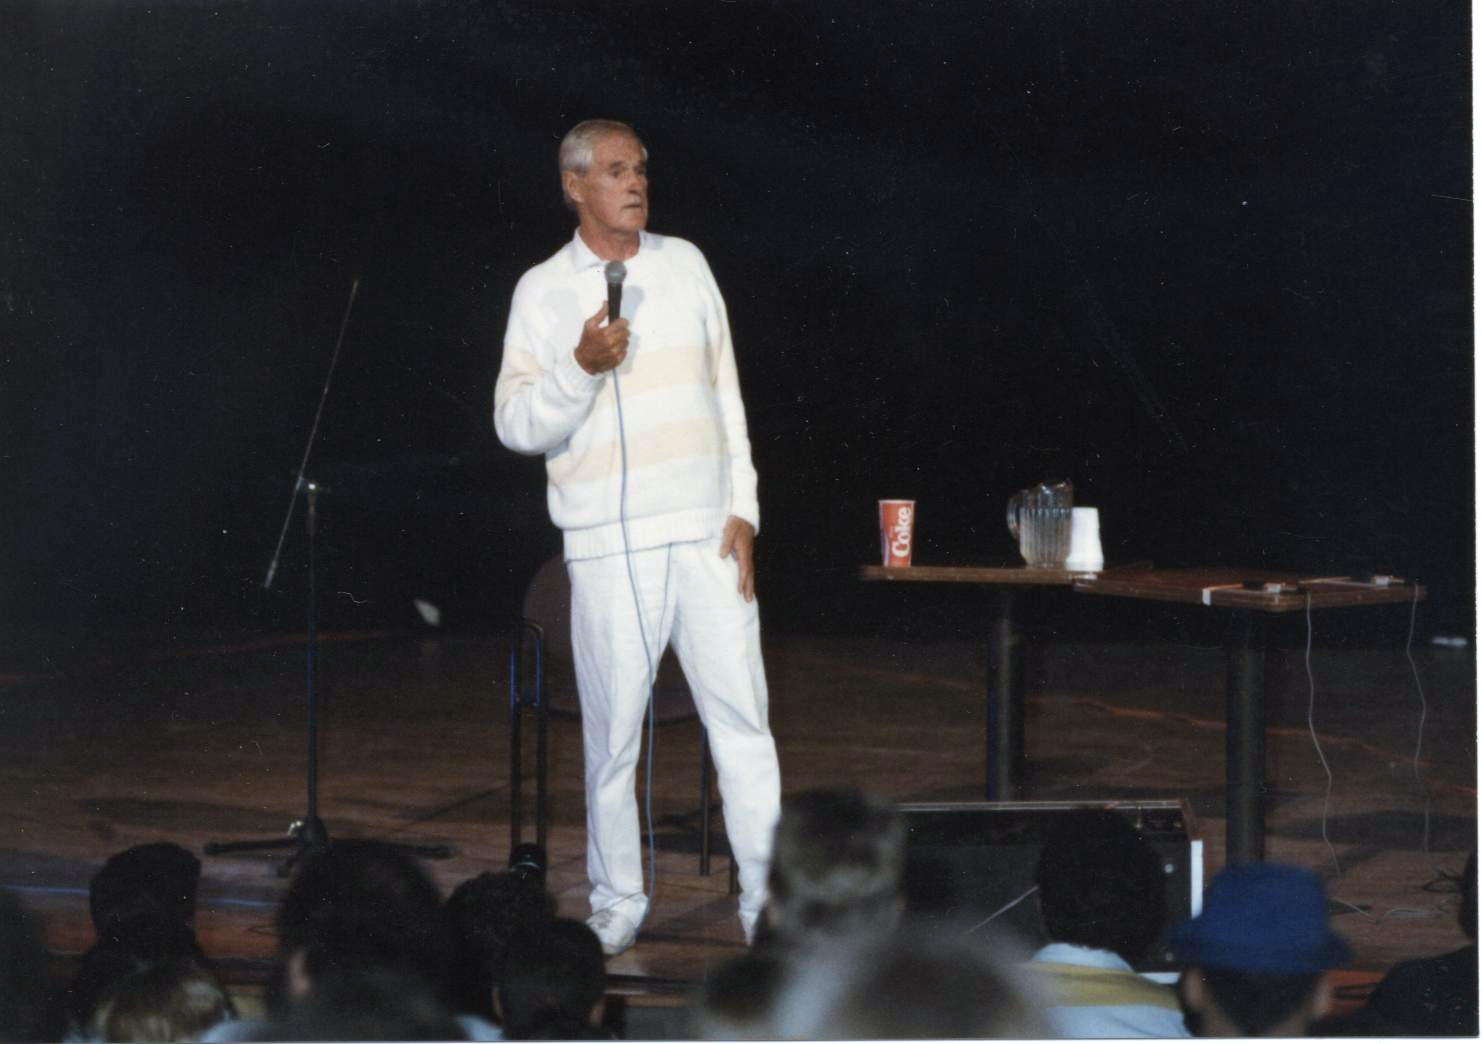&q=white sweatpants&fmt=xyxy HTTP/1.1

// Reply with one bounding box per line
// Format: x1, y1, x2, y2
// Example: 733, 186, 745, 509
568, 536, 781, 929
